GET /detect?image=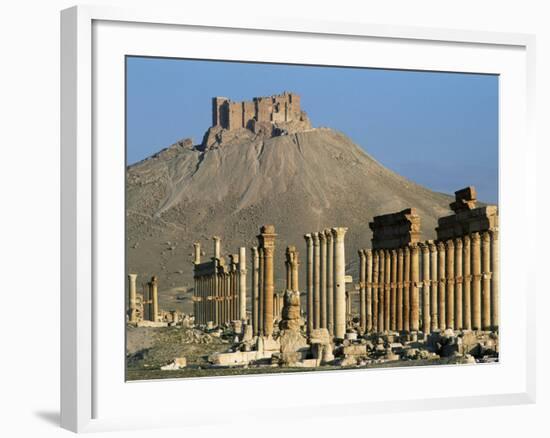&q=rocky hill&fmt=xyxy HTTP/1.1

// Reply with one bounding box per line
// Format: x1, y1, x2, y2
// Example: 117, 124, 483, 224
126, 125, 453, 313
